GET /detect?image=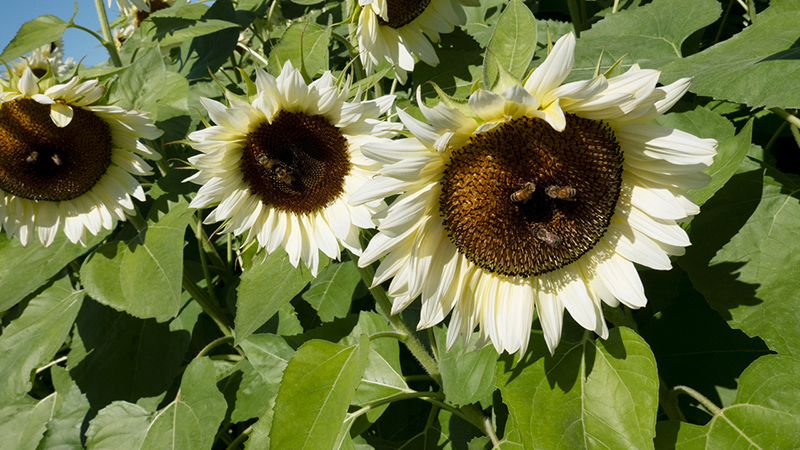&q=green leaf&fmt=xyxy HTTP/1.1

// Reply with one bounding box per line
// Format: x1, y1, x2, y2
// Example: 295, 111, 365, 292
39, 366, 91, 450
414, 28, 483, 101
483, 0, 536, 91
80, 195, 192, 321
661, 0, 800, 109
0, 15, 67, 63
86, 357, 227, 450
233, 334, 295, 422
133, 4, 239, 48
267, 22, 331, 80
0, 230, 108, 312
569, 0, 721, 82
303, 259, 361, 322
660, 355, 800, 448
462, 0, 507, 47
341, 312, 409, 421
0, 394, 57, 450
270, 336, 370, 448
234, 247, 314, 345
0, 277, 83, 406
497, 327, 658, 449
434, 326, 497, 407
679, 148, 800, 357
68, 298, 199, 411
651, 107, 753, 206
180, 0, 241, 81
655, 422, 708, 450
